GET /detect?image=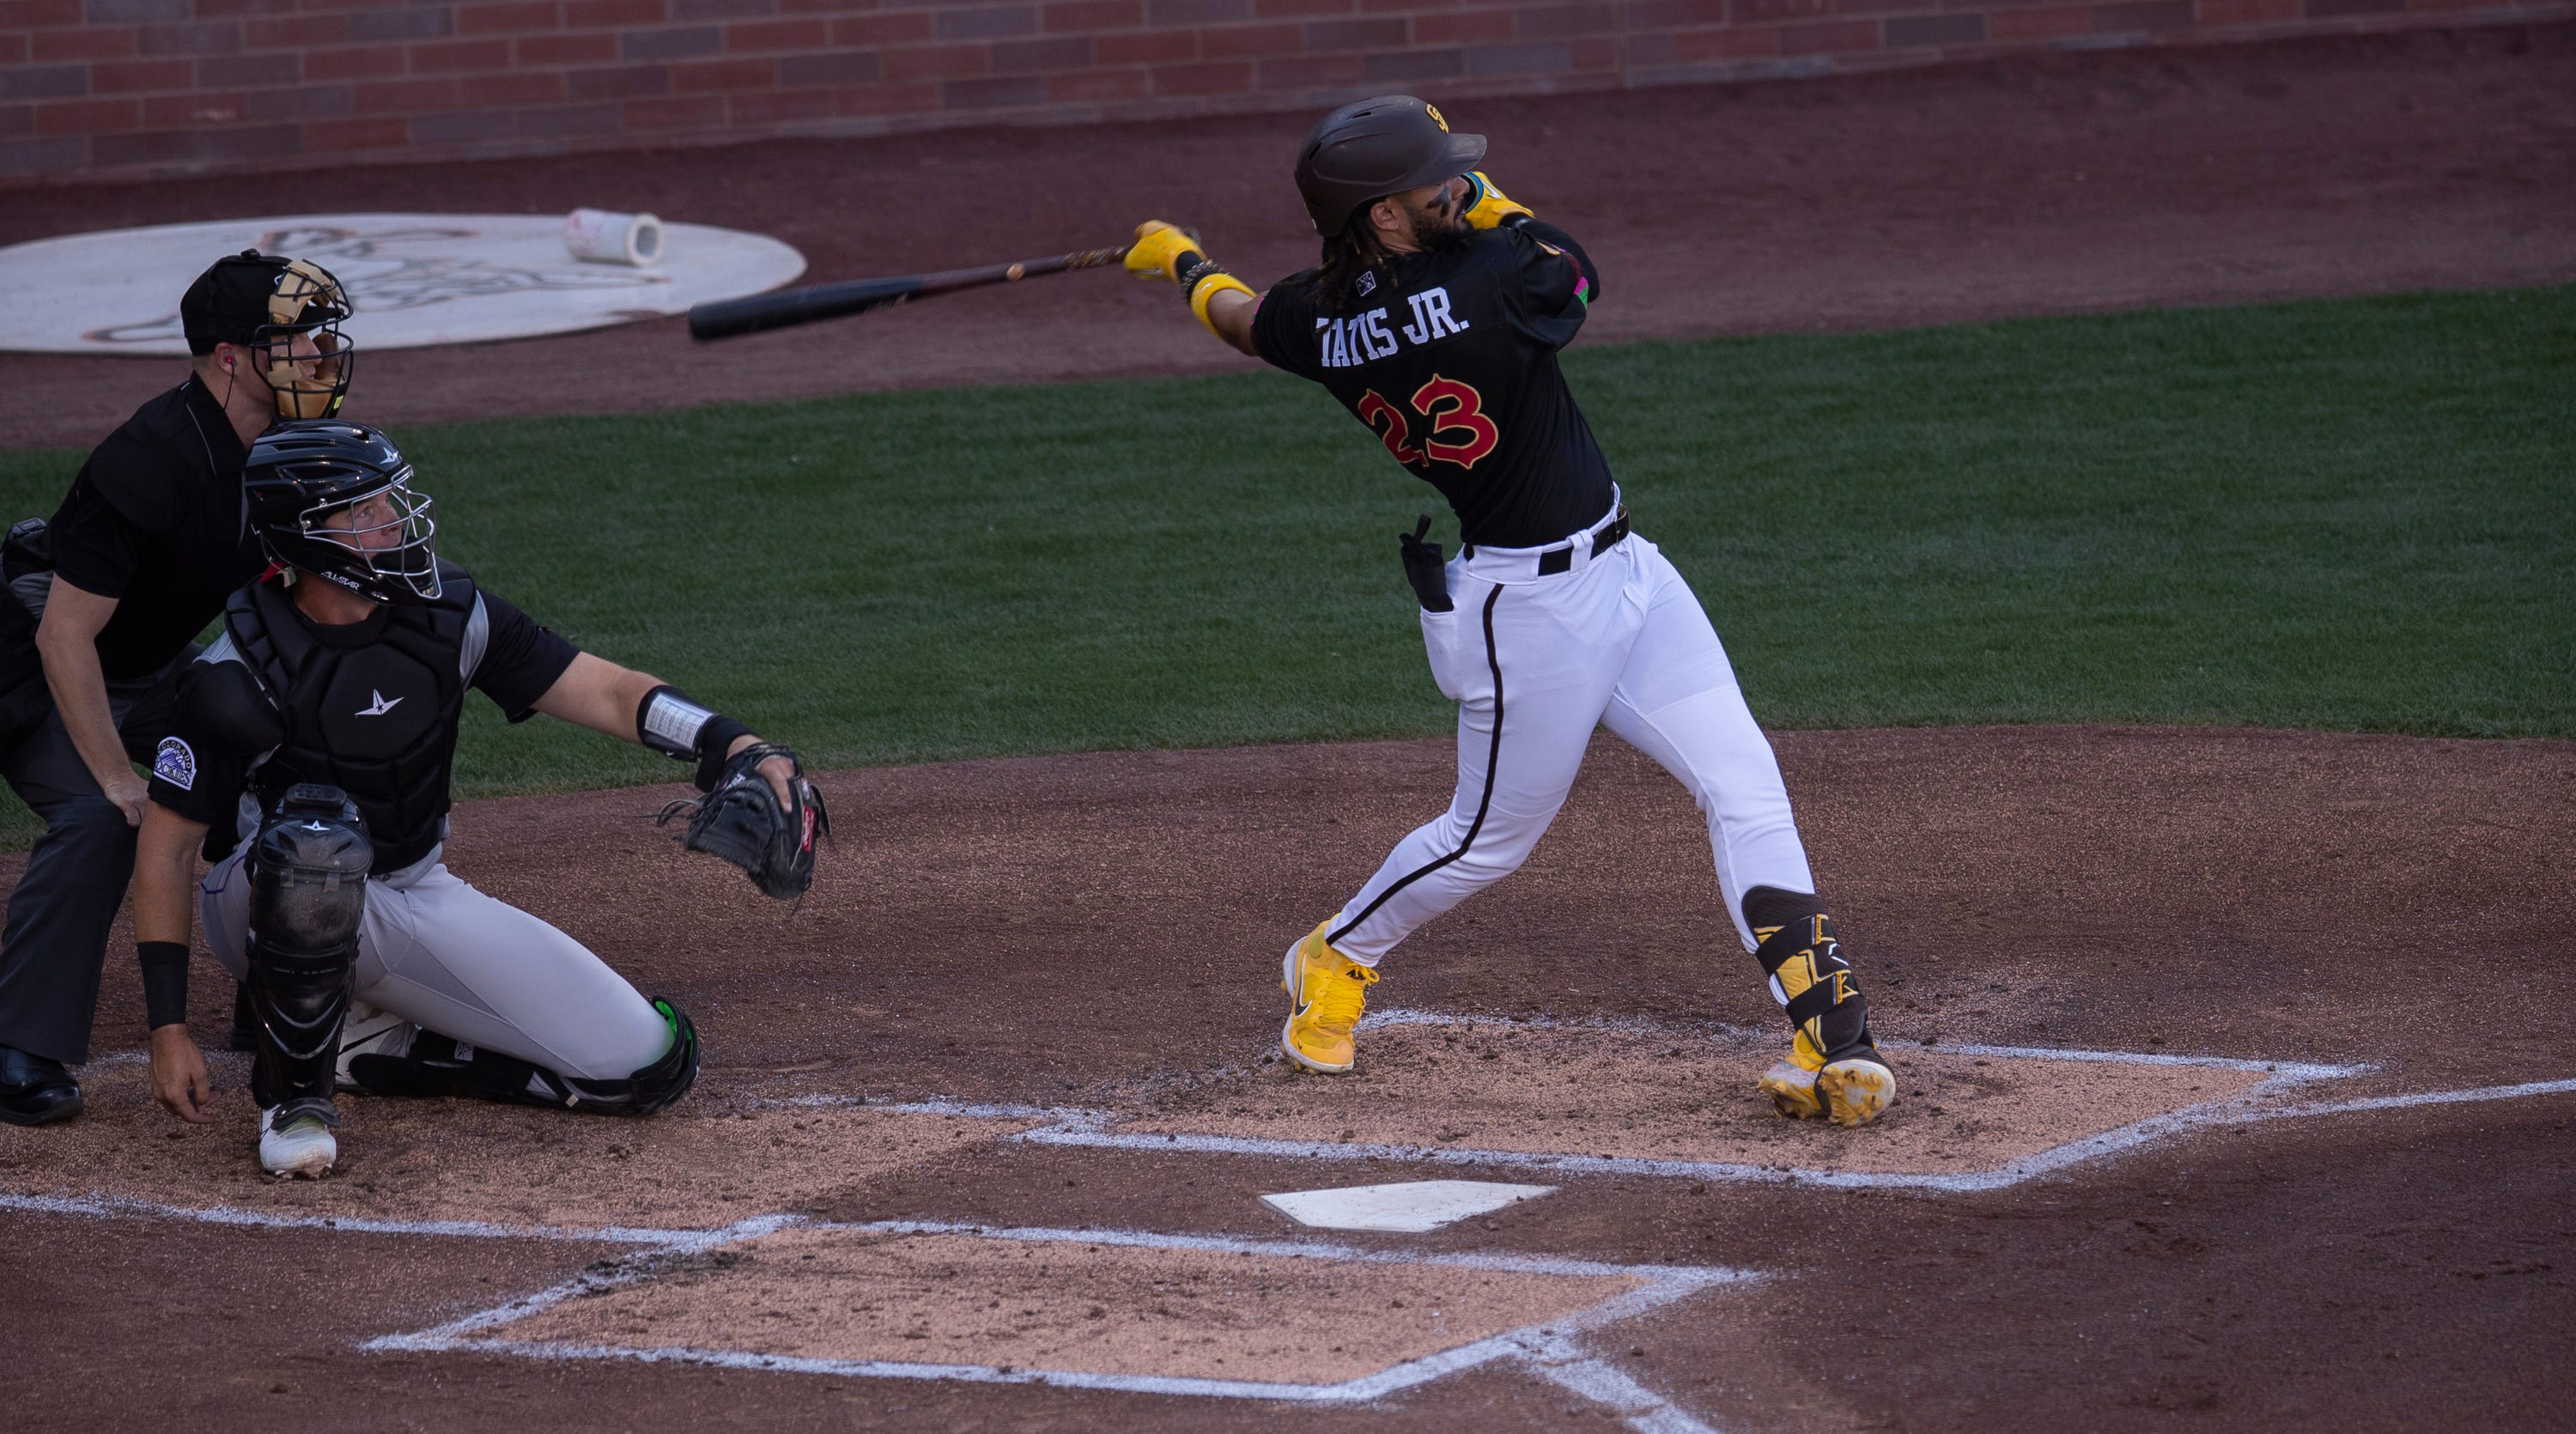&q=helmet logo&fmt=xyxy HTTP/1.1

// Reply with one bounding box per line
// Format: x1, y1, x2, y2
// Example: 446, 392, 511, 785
1425, 103, 1449, 133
